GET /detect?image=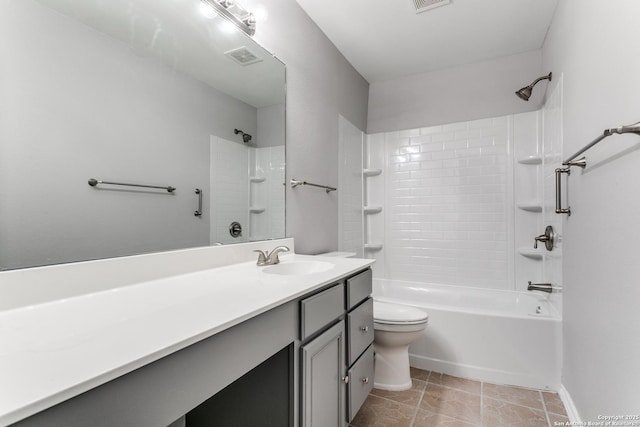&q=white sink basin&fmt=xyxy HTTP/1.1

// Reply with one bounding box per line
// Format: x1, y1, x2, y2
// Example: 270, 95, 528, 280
262, 261, 335, 276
